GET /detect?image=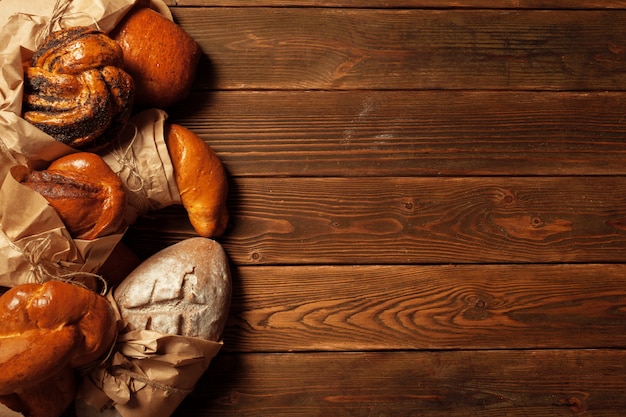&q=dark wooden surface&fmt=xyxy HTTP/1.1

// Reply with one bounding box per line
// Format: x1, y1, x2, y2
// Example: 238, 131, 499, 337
127, 1, 626, 415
